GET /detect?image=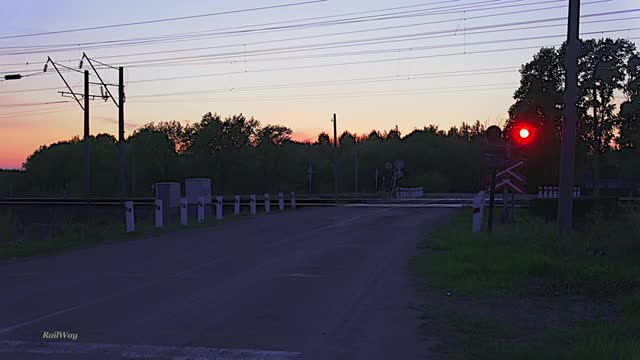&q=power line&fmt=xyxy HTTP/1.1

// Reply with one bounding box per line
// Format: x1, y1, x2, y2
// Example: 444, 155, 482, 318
0, 0, 329, 40
0, 105, 77, 119
123, 29, 639, 85
0, 100, 73, 107
128, 67, 521, 99
4, 32, 638, 96
0, 0, 610, 57
131, 83, 520, 104
115, 25, 639, 70
0, 0, 529, 52
111, 15, 640, 69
